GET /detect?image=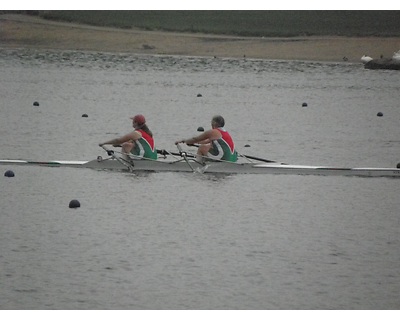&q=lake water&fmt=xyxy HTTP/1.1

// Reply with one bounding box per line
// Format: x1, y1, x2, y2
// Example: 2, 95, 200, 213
0, 48, 400, 310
